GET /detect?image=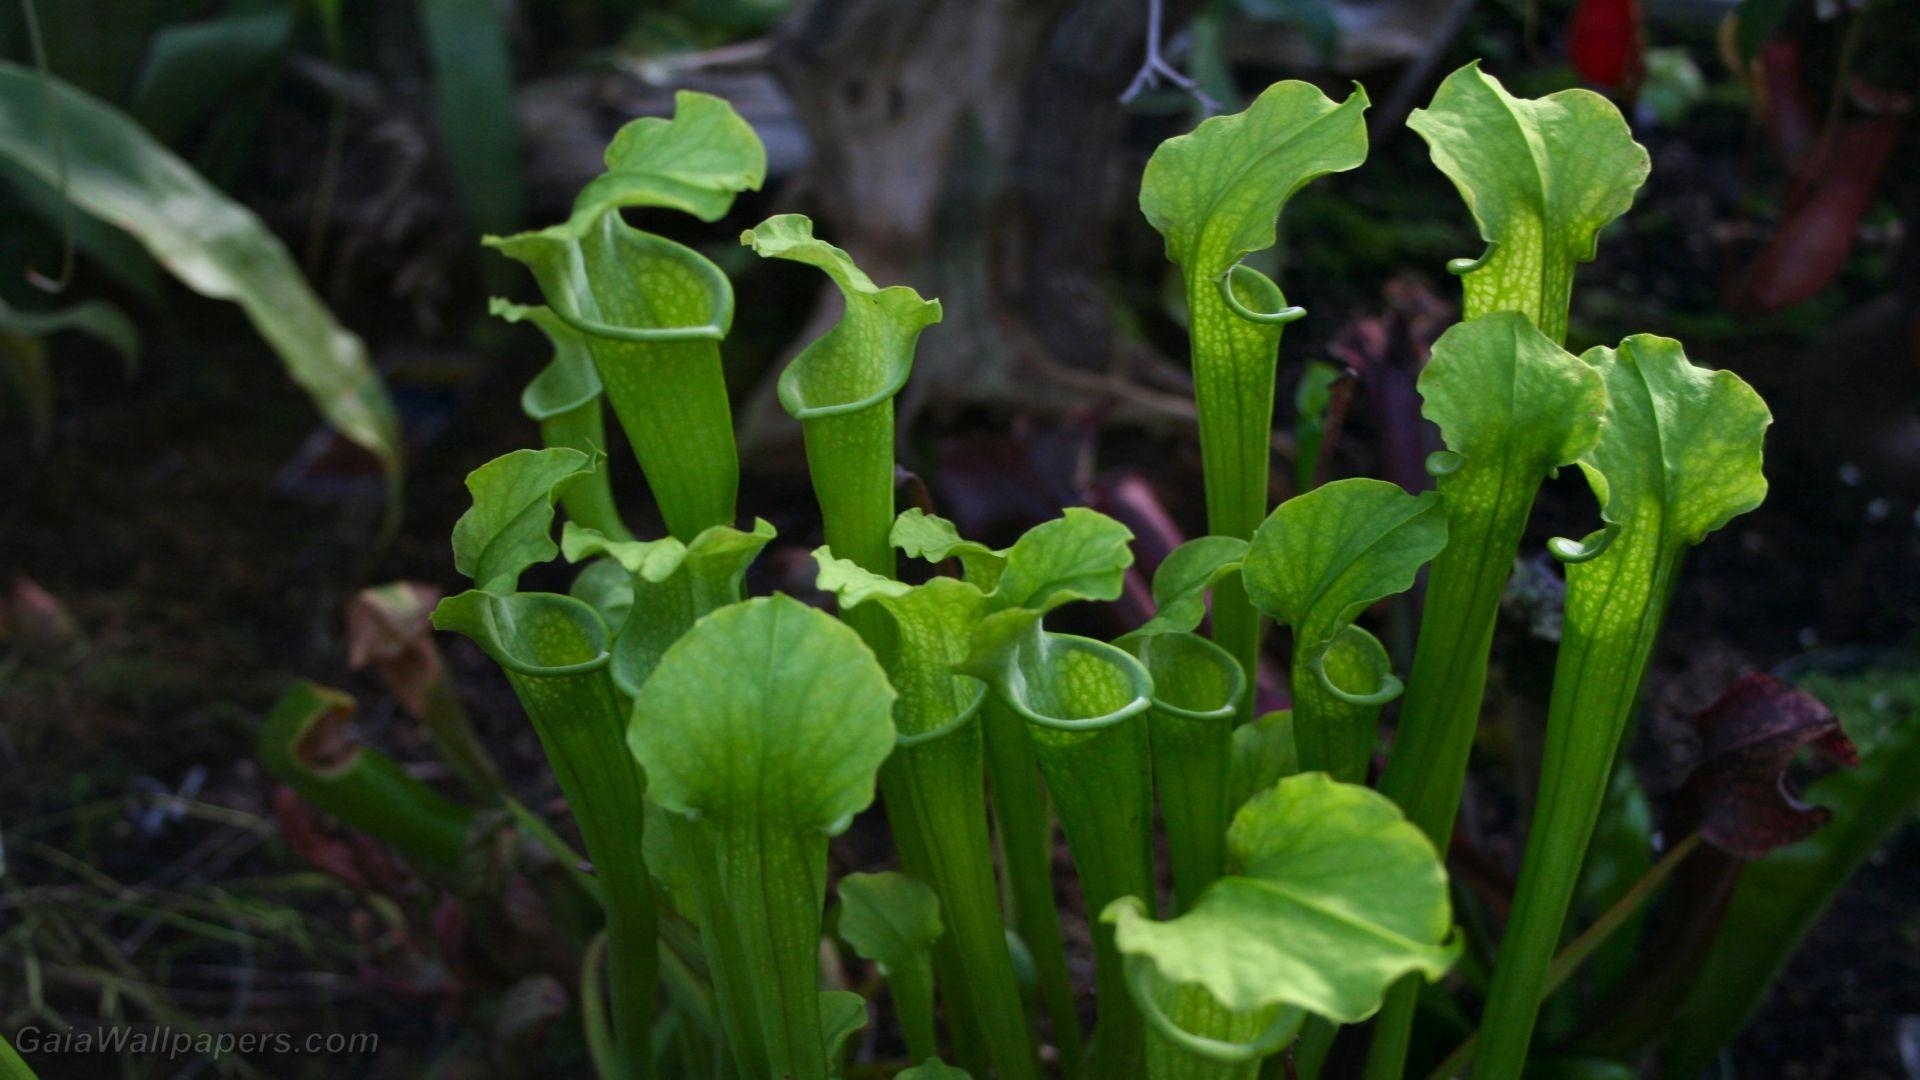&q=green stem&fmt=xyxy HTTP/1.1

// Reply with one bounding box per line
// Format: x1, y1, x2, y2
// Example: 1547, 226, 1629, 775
803, 407, 896, 578
438, 593, 656, 1079
1003, 633, 1157, 1078
707, 818, 834, 1080
785, 288, 1030, 1069
1471, 548, 1677, 1078
1365, 463, 1537, 1080
1126, 632, 1245, 911
678, 817, 774, 1079
581, 932, 619, 1080
1293, 1021, 1336, 1079
508, 299, 633, 542
1187, 264, 1298, 726
890, 947, 941, 1065
657, 935, 723, 1079
804, 405, 897, 654
1460, 244, 1574, 348
881, 695, 1040, 1079
983, 695, 1084, 1072
1426, 833, 1702, 1079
